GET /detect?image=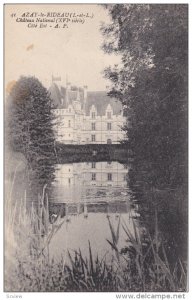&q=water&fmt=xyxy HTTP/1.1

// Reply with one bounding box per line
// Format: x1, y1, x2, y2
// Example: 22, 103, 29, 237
48, 161, 138, 260
7, 156, 187, 268
51, 161, 129, 203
